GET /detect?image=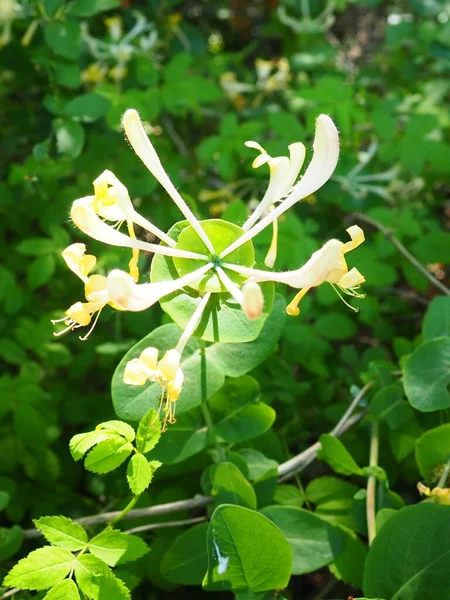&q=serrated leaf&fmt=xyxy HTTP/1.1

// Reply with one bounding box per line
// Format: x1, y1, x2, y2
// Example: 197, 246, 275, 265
89, 530, 149, 566
34, 516, 88, 551
74, 554, 130, 600
135, 409, 161, 453
126, 454, 157, 496
3, 546, 75, 591
96, 421, 135, 443
43, 579, 80, 600
84, 438, 133, 474
69, 431, 114, 461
